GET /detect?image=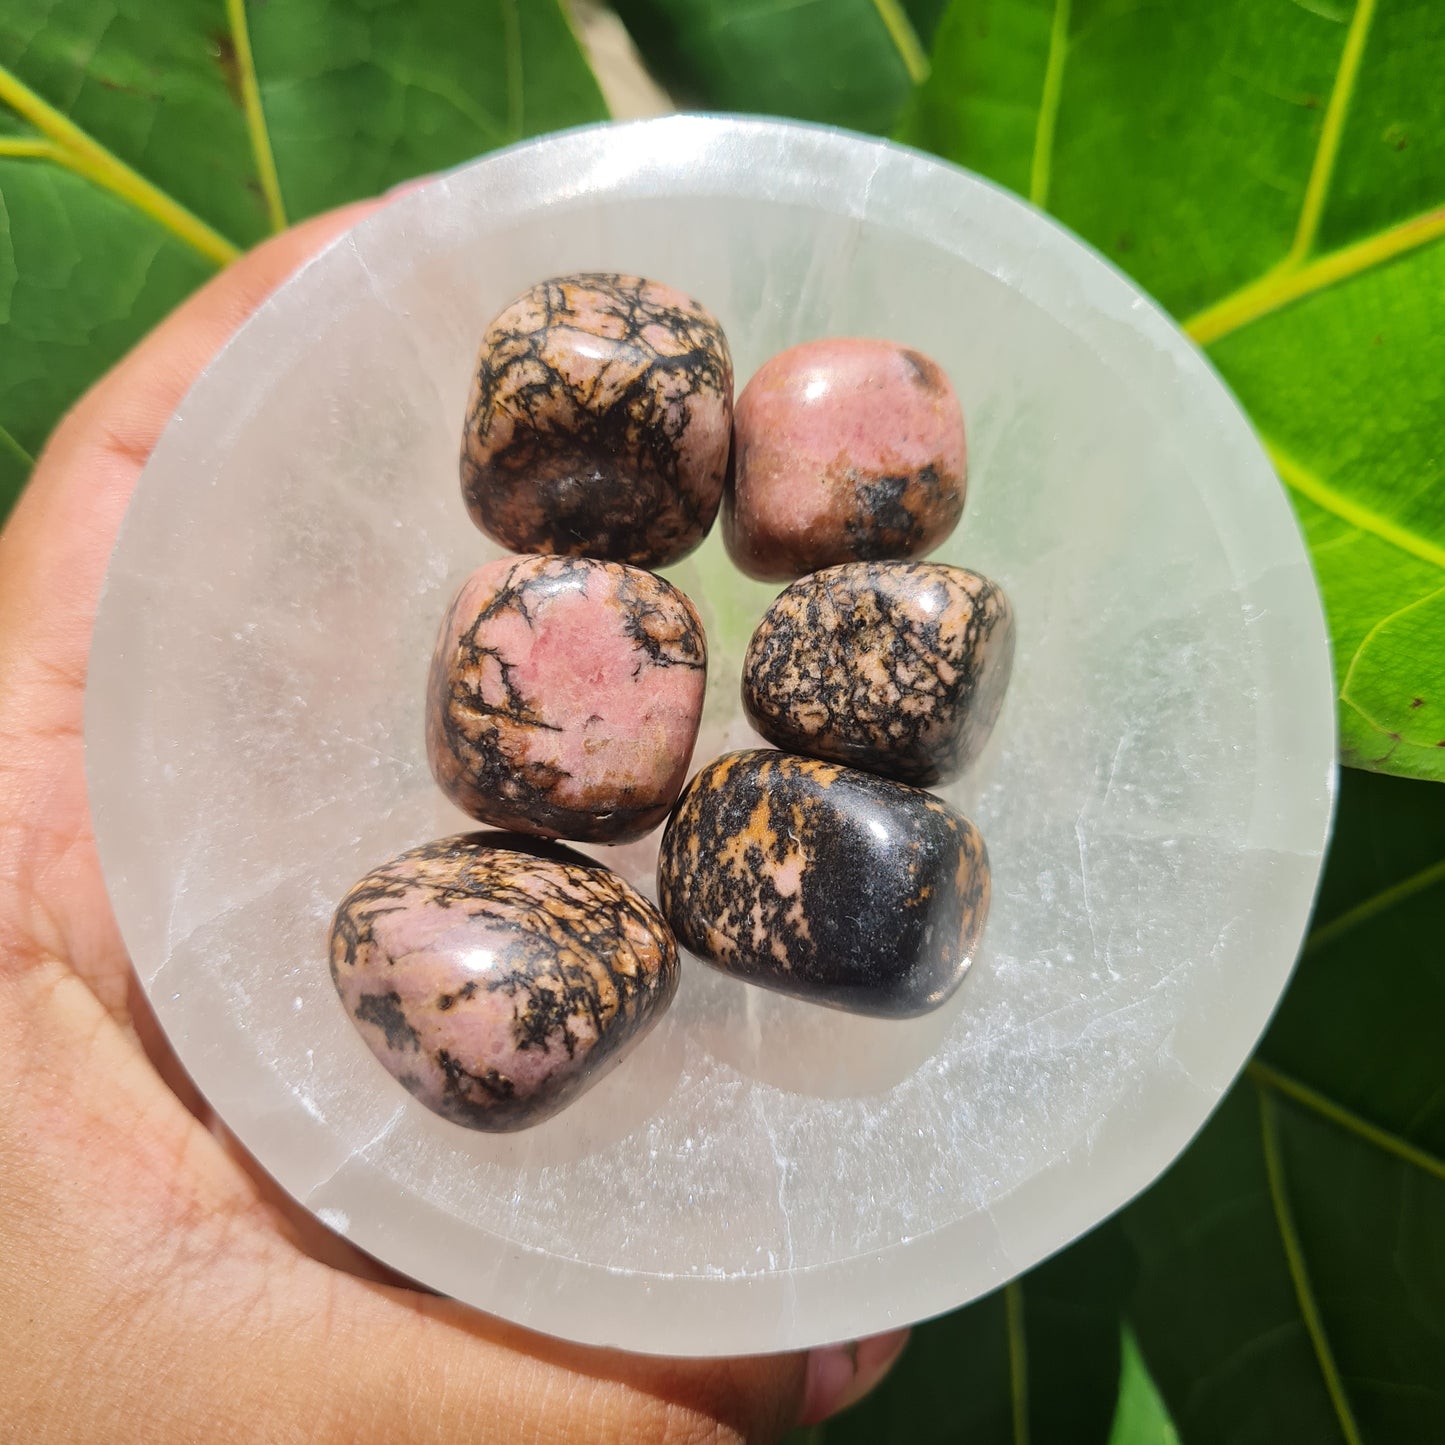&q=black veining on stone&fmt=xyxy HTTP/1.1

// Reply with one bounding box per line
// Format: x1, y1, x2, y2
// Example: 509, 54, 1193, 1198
427, 555, 706, 842
742, 561, 1015, 786
461, 273, 733, 567
329, 833, 679, 1130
